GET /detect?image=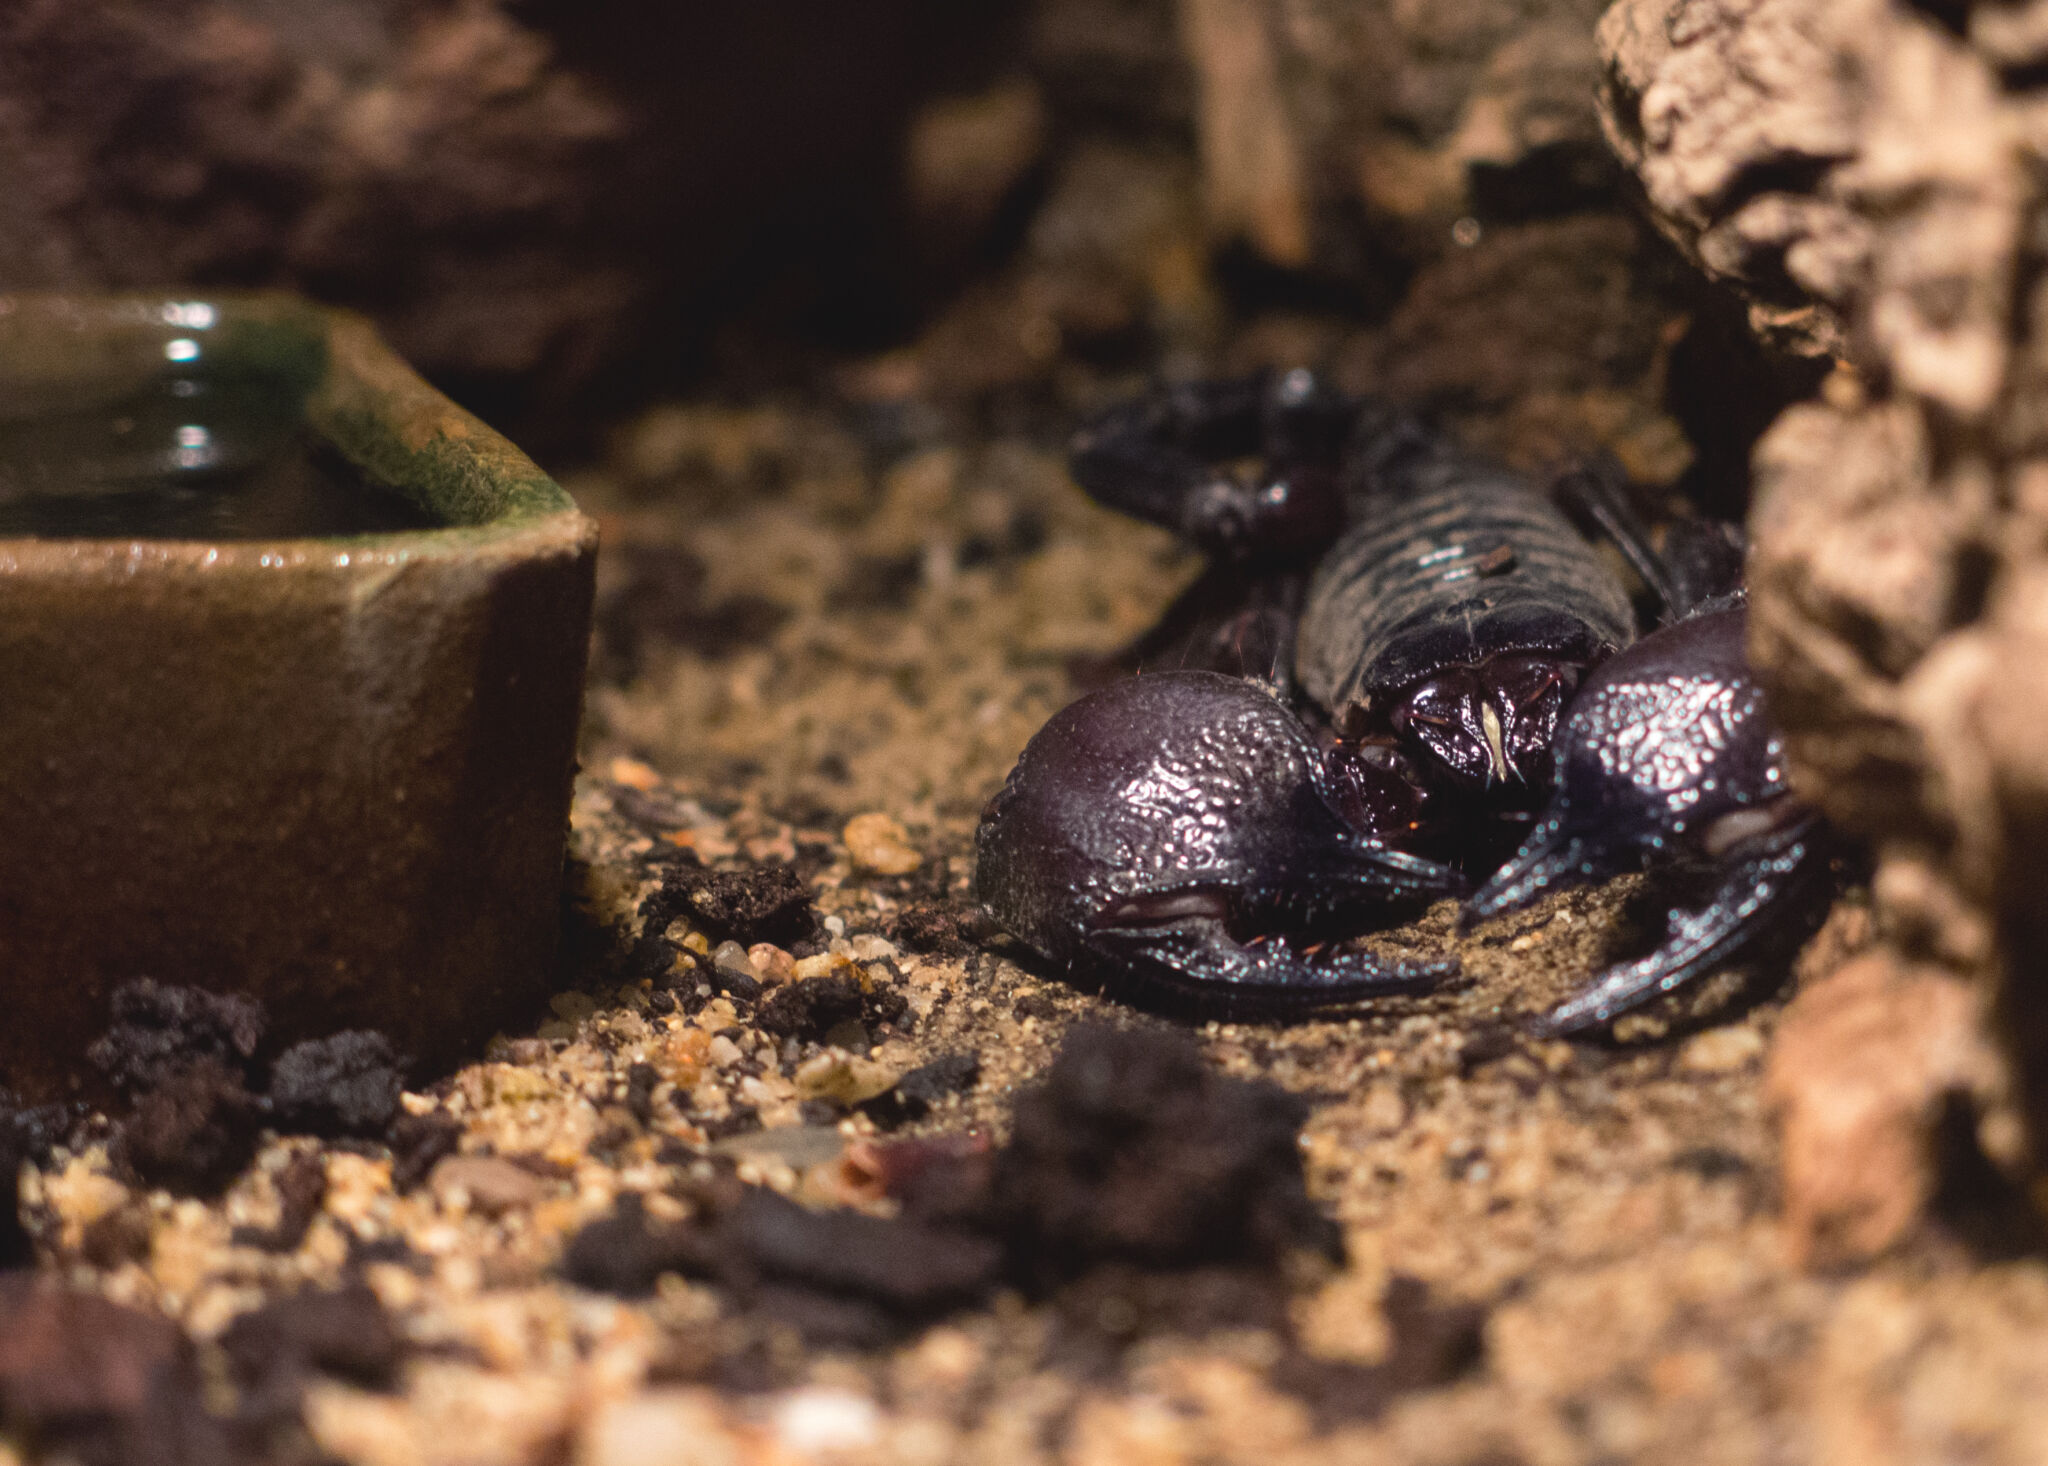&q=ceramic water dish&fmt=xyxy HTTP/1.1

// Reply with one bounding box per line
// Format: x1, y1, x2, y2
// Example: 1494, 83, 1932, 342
0, 293, 597, 1101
